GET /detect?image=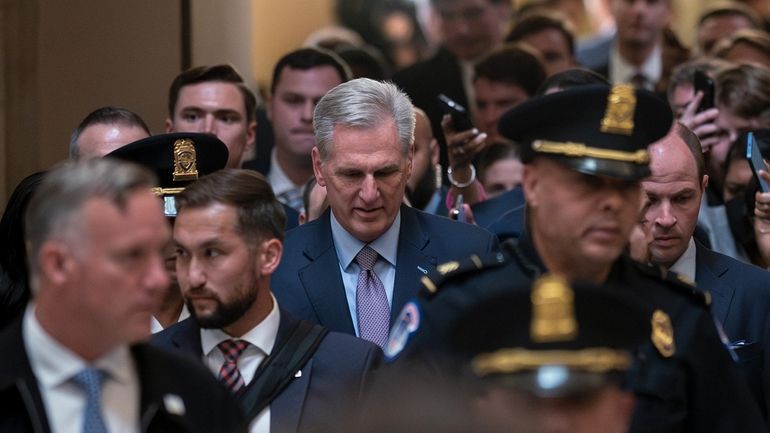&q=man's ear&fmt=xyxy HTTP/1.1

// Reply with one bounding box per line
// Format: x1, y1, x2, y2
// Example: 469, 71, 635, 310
258, 238, 283, 277
312, 147, 326, 187
164, 118, 174, 133
38, 241, 77, 286
246, 120, 258, 153
521, 163, 539, 207
702, 174, 709, 190
266, 94, 274, 122
406, 143, 415, 181
430, 138, 440, 166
